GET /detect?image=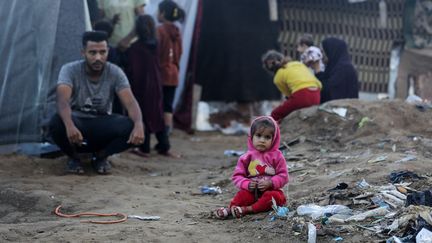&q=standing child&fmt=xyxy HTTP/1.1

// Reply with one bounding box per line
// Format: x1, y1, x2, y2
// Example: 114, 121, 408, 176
296, 34, 325, 74
214, 116, 289, 219
157, 0, 185, 134
126, 15, 171, 156
262, 50, 322, 123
